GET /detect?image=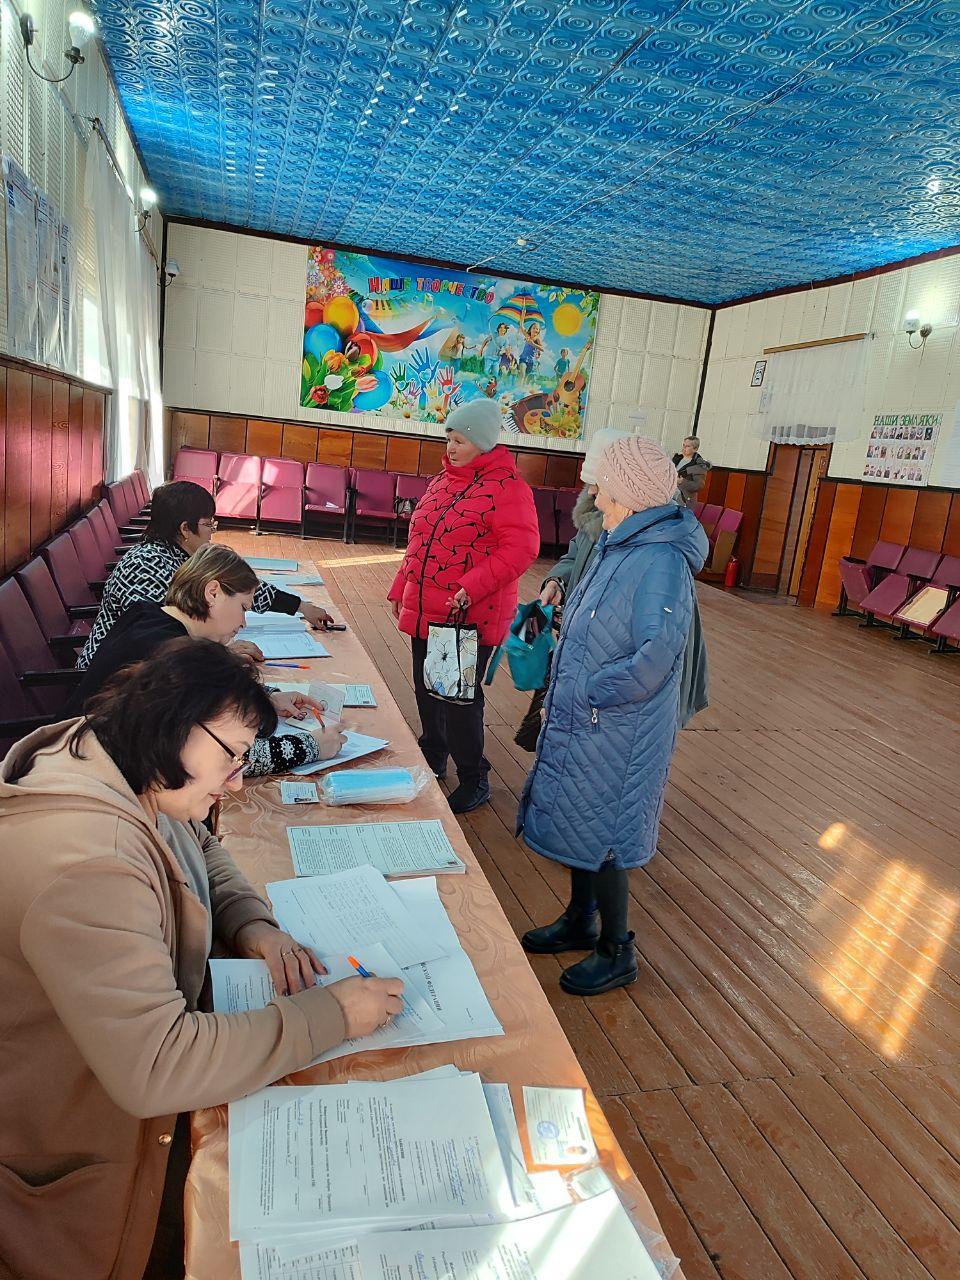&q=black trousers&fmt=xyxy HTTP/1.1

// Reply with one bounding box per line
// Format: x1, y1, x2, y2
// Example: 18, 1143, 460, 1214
411, 637, 493, 786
